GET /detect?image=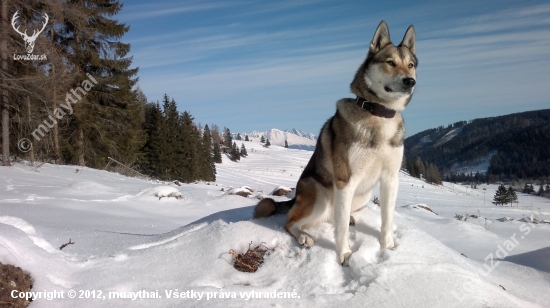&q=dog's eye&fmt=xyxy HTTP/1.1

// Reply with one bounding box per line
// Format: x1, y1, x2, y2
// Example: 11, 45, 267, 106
386, 60, 396, 67
408, 63, 414, 68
